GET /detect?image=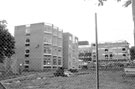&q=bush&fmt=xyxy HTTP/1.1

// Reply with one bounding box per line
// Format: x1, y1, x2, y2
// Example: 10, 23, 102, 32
54, 67, 67, 77
68, 69, 78, 73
